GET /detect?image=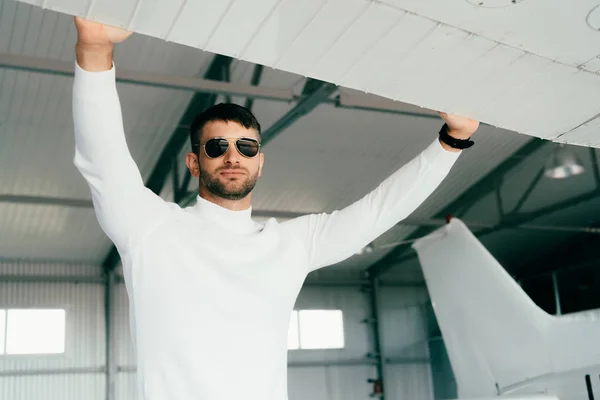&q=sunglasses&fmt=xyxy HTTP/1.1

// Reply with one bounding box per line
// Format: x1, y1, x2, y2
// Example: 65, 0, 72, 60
195, 137, 261, 159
